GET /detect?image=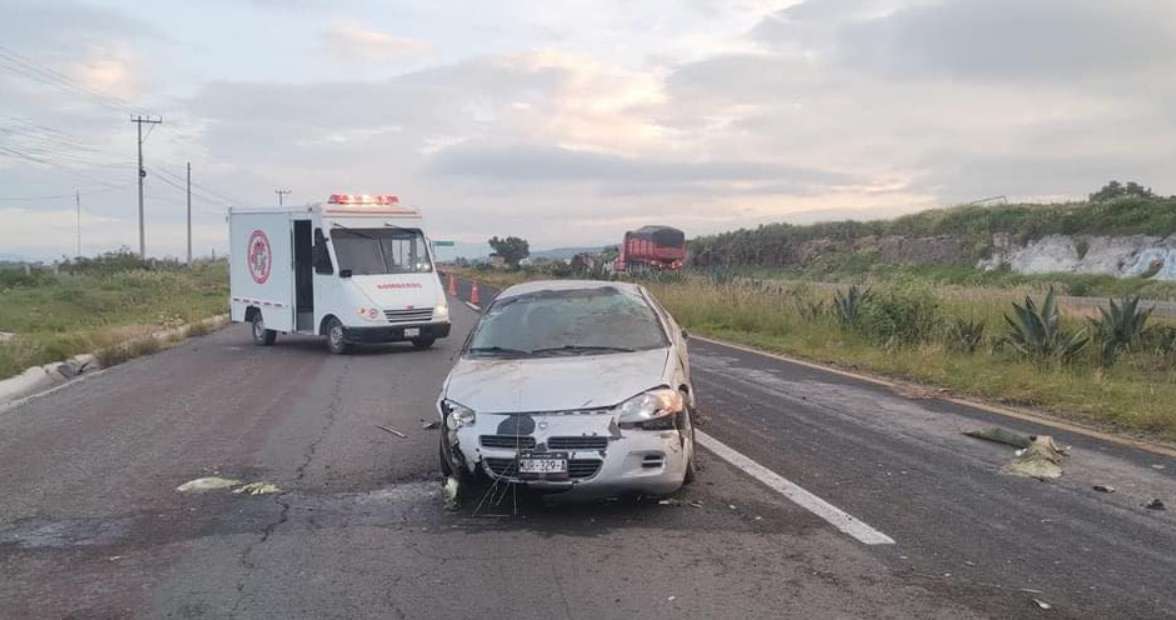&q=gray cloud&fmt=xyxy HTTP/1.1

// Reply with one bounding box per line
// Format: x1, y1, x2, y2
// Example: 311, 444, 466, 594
426, 143, 860, 188
755, 0, 1176, 82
